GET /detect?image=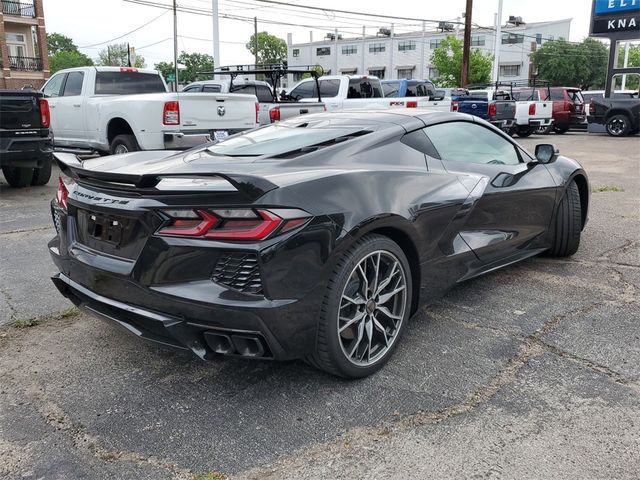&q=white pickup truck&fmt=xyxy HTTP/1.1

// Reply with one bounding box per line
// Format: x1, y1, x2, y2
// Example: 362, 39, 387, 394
287, 75, 452, 112
41, 66, 259, 154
